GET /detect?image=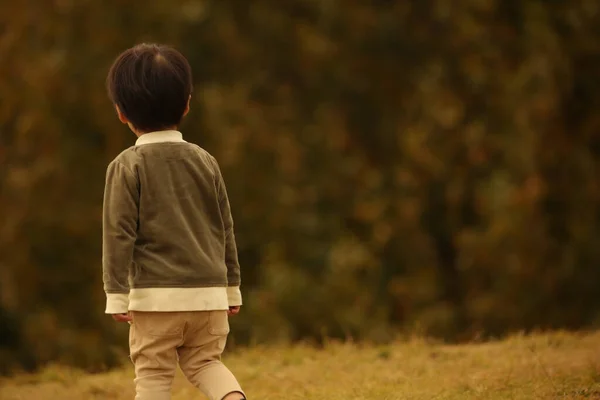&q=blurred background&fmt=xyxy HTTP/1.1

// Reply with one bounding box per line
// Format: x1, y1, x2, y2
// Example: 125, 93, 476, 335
1, 0, 600, 374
